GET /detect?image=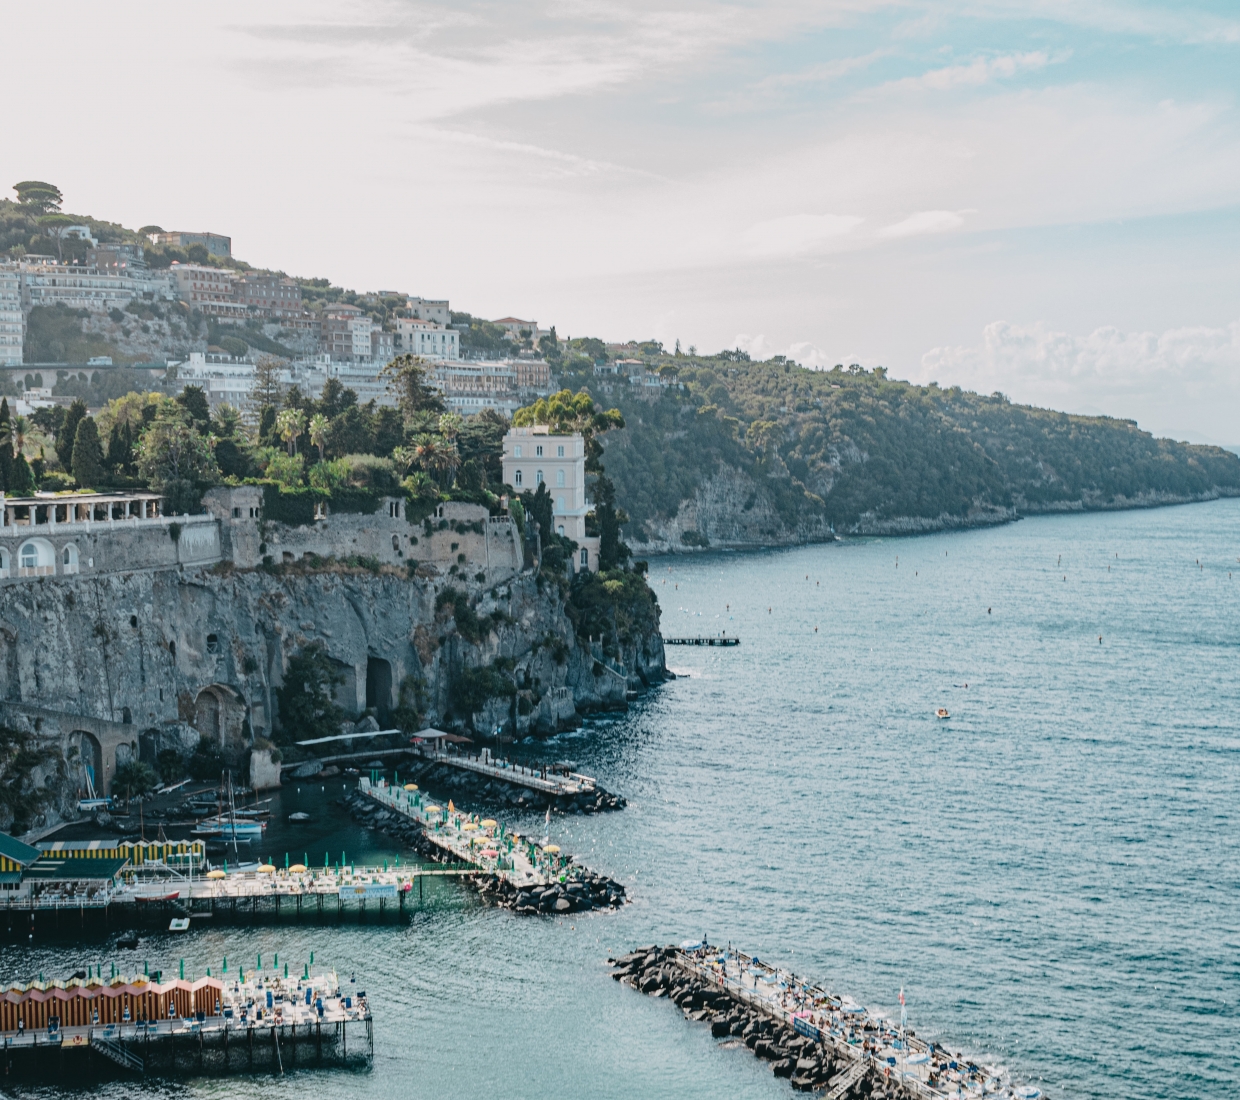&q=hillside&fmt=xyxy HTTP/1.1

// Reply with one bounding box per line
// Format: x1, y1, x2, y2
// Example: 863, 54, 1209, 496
557, 358, 1240, 546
